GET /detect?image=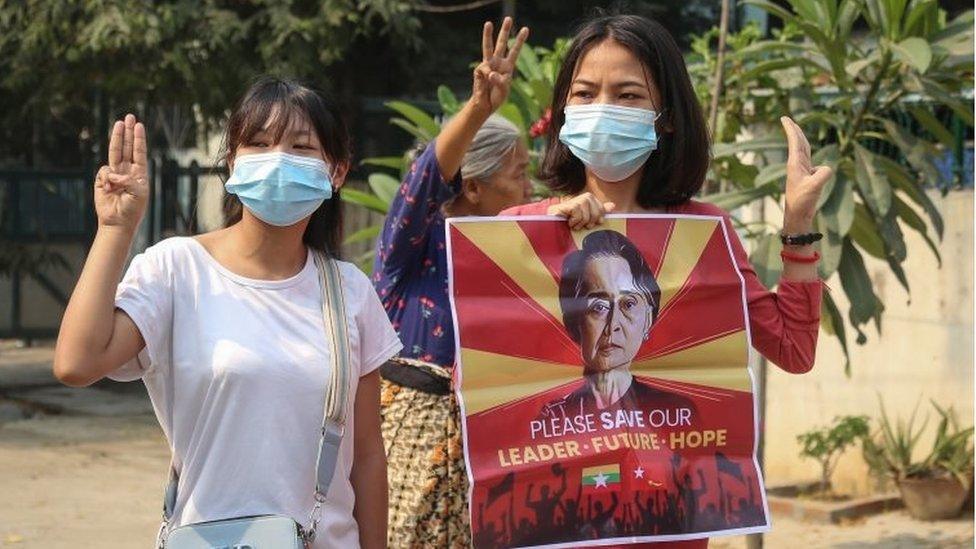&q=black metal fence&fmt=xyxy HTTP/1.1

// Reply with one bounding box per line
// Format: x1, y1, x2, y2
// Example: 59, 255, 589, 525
0, 157, 225, 339
0, 168, 93, 339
